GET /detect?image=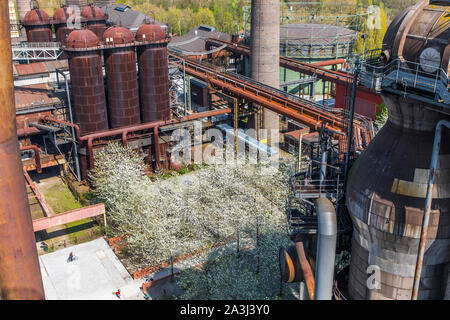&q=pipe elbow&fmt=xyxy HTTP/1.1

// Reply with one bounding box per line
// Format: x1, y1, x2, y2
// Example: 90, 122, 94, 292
314, 197, 337, 237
